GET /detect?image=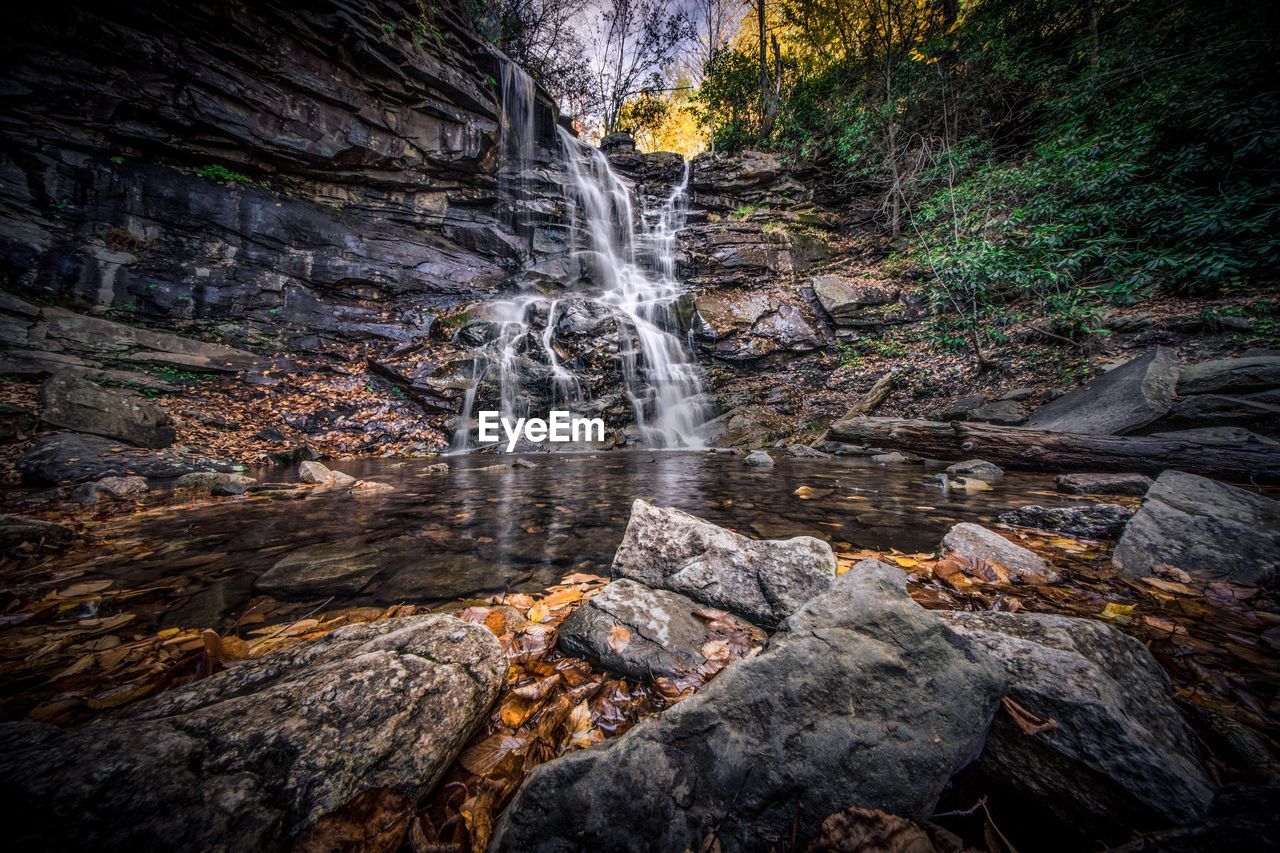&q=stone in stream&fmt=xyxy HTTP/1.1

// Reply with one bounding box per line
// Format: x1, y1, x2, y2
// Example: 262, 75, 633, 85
871, 450, 923, 464
17, 432, 240, 485
999, 503, 1134, 539
38, 373, 176, 449
94, 475, 149, 498
743, 450, 774, 469
1113, 470, 1280, 586
1024, 347, 1180, 434
945, 459, 1004, 481
941, 522, 1058, 583
557, 579, 762, 680
786, 444, 830, 458
210, 482, 248, 497
1055, 472, 1153, 496
0, 514, 80, 551
298, 460, 356, 487
610, 499, 835, 628
491, 561, 1007, 851
255, 536, 398, 597
175, 471, 257, 491
0, 616, 505, 851
1176, 356, 1280, 396
941, 611, 1213, 838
